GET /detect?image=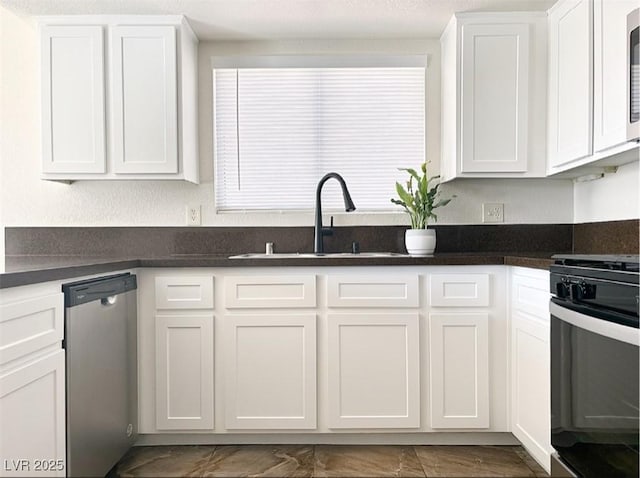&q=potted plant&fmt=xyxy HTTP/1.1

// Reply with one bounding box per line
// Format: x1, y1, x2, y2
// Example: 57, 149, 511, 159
391, 161, 454, 256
